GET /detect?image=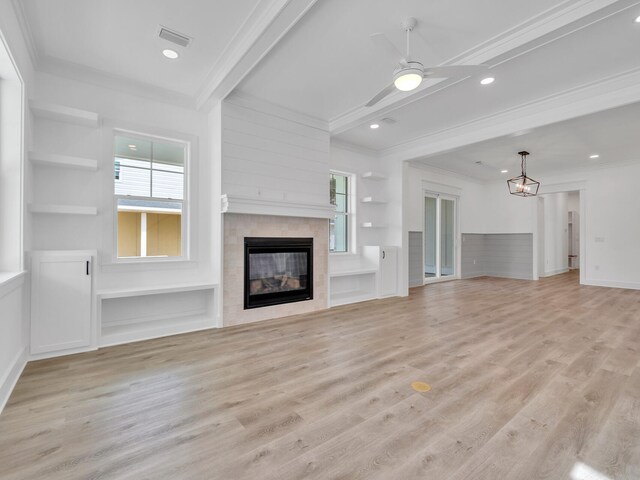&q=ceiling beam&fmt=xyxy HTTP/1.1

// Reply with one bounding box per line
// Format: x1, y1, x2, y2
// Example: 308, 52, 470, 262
379, 67, 640, 163
195, 0, 318, 111
329, 0, 636, 135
